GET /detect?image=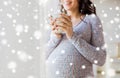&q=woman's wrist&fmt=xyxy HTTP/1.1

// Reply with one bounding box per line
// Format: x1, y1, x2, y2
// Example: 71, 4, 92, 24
55, 34, 62, 39
67, 31, 74, 39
